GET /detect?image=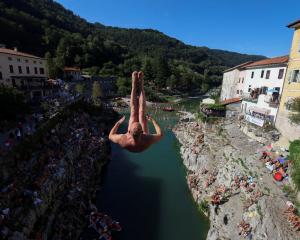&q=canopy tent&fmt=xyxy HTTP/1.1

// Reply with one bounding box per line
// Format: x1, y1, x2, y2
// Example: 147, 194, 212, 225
202, 98, 215, 104
267, 88, 279, 93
